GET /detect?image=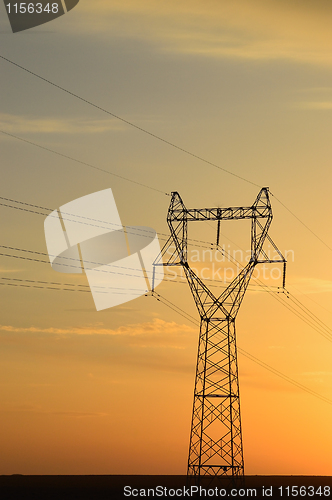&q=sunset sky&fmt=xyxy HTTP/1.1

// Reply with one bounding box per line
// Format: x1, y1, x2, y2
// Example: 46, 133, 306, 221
1, 0, 332, 476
